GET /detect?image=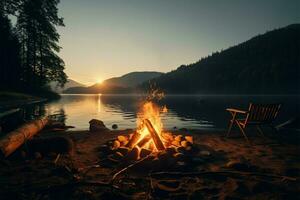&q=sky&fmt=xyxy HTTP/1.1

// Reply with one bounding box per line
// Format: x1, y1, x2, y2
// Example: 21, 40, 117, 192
57, 0, 300, 85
